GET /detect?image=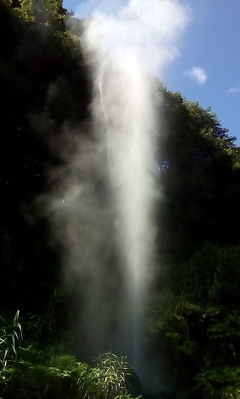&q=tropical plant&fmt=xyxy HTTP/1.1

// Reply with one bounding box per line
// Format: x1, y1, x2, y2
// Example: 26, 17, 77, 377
0, 310, 22, 372
95, 352, 131, 399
